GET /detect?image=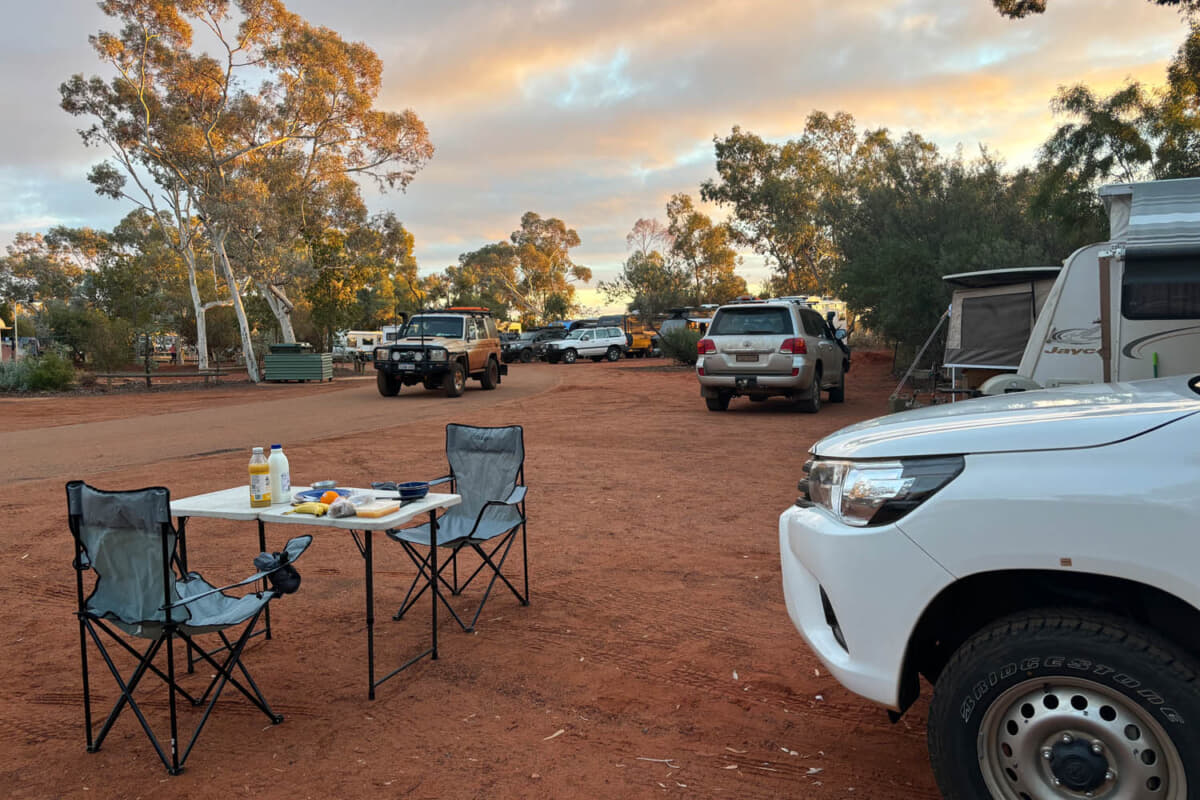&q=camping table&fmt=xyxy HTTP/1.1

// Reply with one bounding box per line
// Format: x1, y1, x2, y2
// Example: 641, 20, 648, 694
170, 487, 461, 699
